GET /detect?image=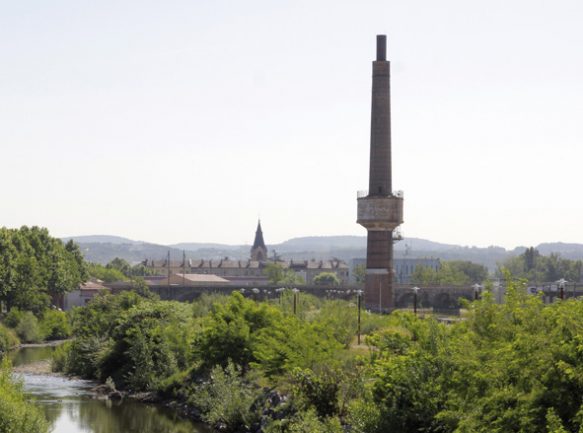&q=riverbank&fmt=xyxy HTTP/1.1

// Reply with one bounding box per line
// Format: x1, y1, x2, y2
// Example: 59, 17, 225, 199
12, 344, 211, 433
18, 339, 70, 348
12, 359, 53, 375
